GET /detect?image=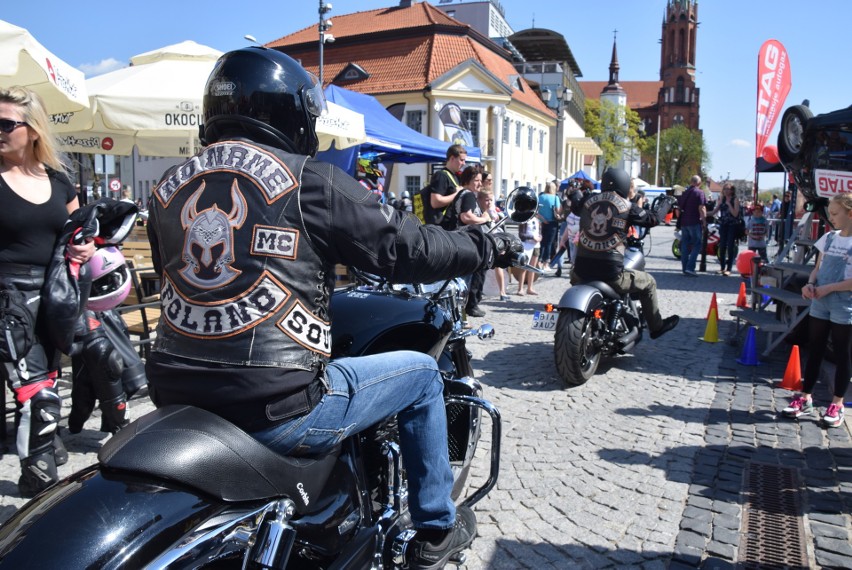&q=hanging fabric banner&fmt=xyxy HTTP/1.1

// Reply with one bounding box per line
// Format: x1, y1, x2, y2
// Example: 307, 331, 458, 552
755, 39, 792, 158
